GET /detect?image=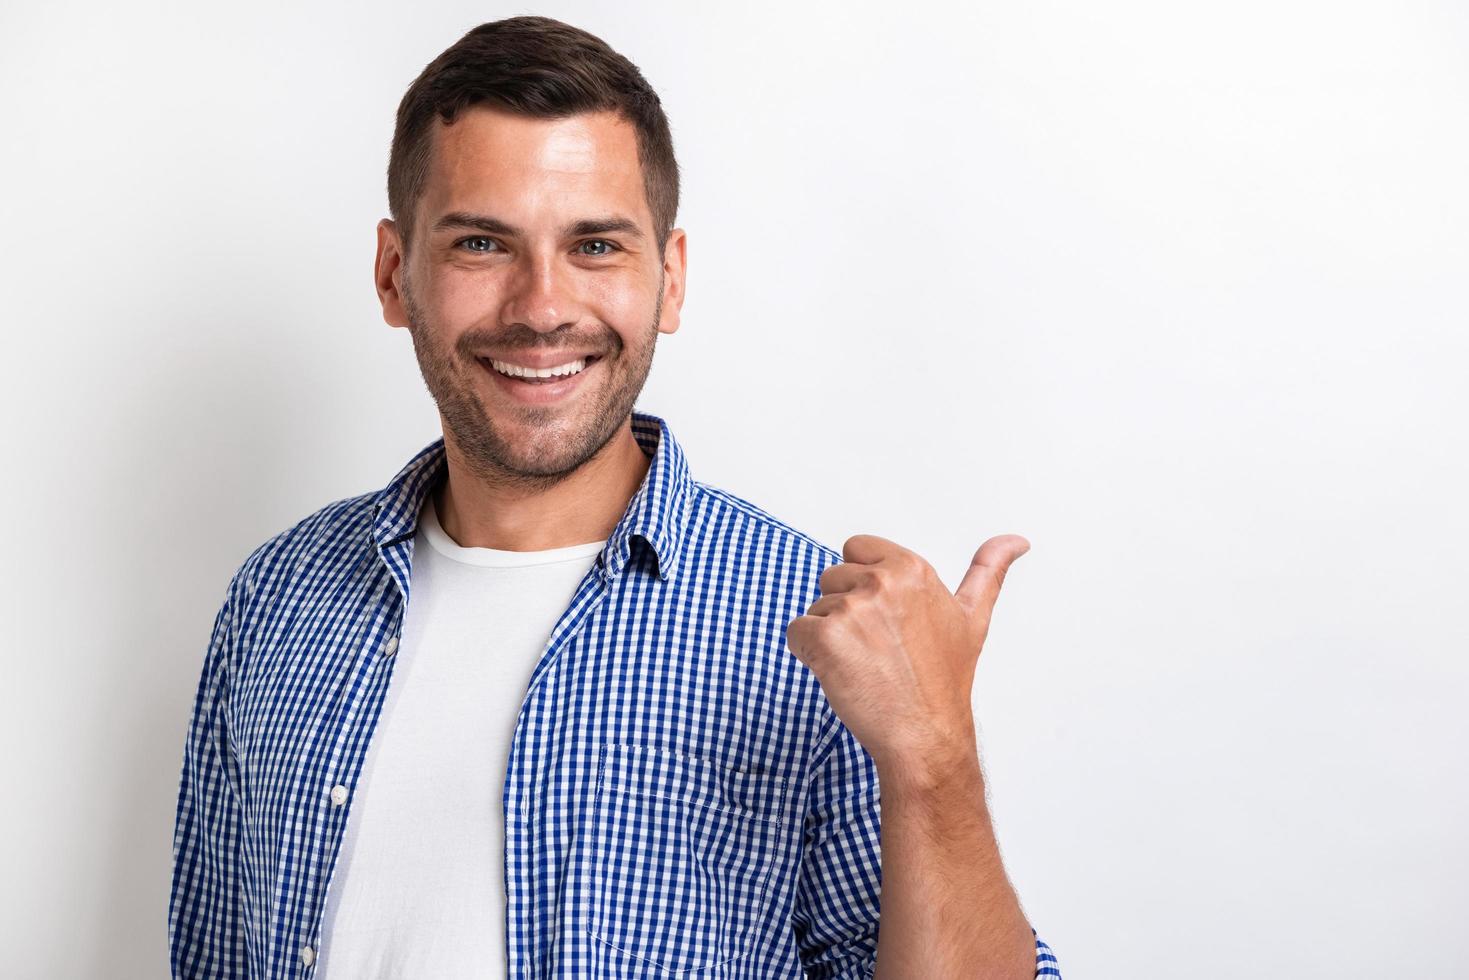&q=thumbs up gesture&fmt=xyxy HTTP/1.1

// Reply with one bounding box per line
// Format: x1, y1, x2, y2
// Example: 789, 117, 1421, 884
785, 533, 1030, 772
